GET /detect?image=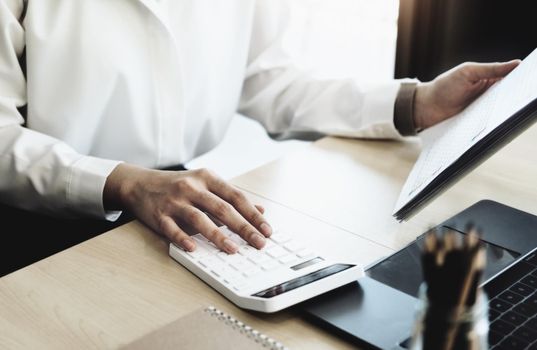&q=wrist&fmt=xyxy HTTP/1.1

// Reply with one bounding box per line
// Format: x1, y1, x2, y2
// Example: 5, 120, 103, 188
414, 82, 445, 131
103, 163, 144, 211
413, 83, 427, 131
